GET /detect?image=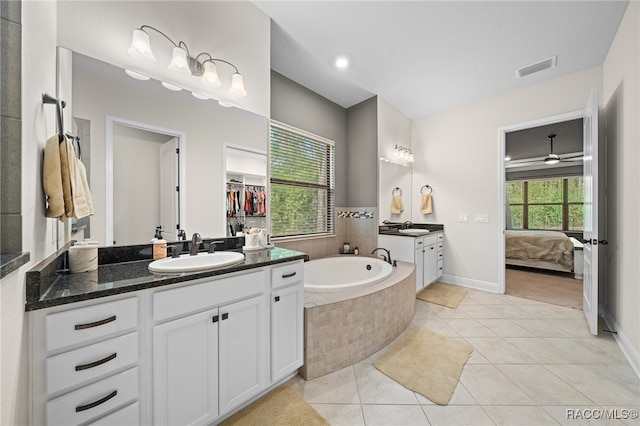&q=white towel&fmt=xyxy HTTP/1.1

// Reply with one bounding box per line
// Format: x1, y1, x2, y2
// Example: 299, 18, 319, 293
391, 194, 404, 214
73, 157, 94, 218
